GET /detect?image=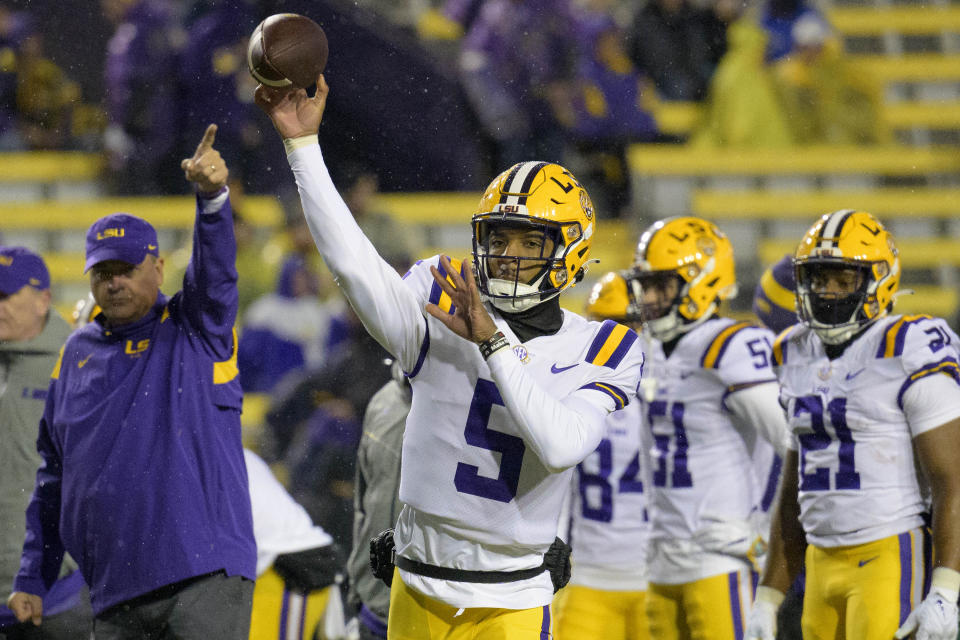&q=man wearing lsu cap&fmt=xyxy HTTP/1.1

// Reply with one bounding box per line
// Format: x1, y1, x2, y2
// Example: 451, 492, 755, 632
6, 125, 257, 640
0, 247, 94, 640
